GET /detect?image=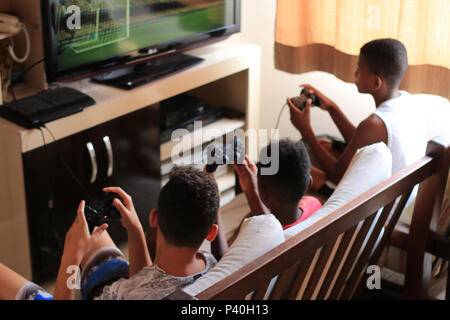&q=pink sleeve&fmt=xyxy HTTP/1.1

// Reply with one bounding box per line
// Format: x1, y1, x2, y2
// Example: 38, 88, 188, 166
298, 196, 322, 222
